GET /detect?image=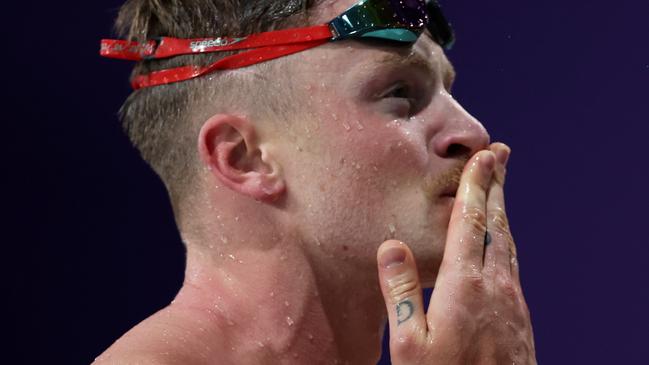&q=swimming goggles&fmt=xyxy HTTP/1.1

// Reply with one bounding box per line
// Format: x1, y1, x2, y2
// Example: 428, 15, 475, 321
100, 0, 454, 90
